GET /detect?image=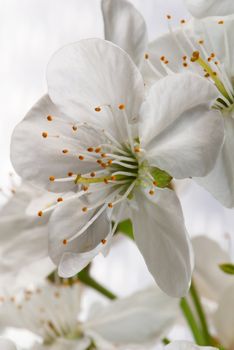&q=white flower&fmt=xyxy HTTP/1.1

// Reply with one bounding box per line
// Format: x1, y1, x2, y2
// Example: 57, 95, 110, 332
11, 38, 223, 297
184, 0, 234, 18
164, 341, 216, 350
192, 235, 234, 349
137, 14, 234, 208
0, 283, 179, 349
0, 180, 55, 293
0, 338, 17, 350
